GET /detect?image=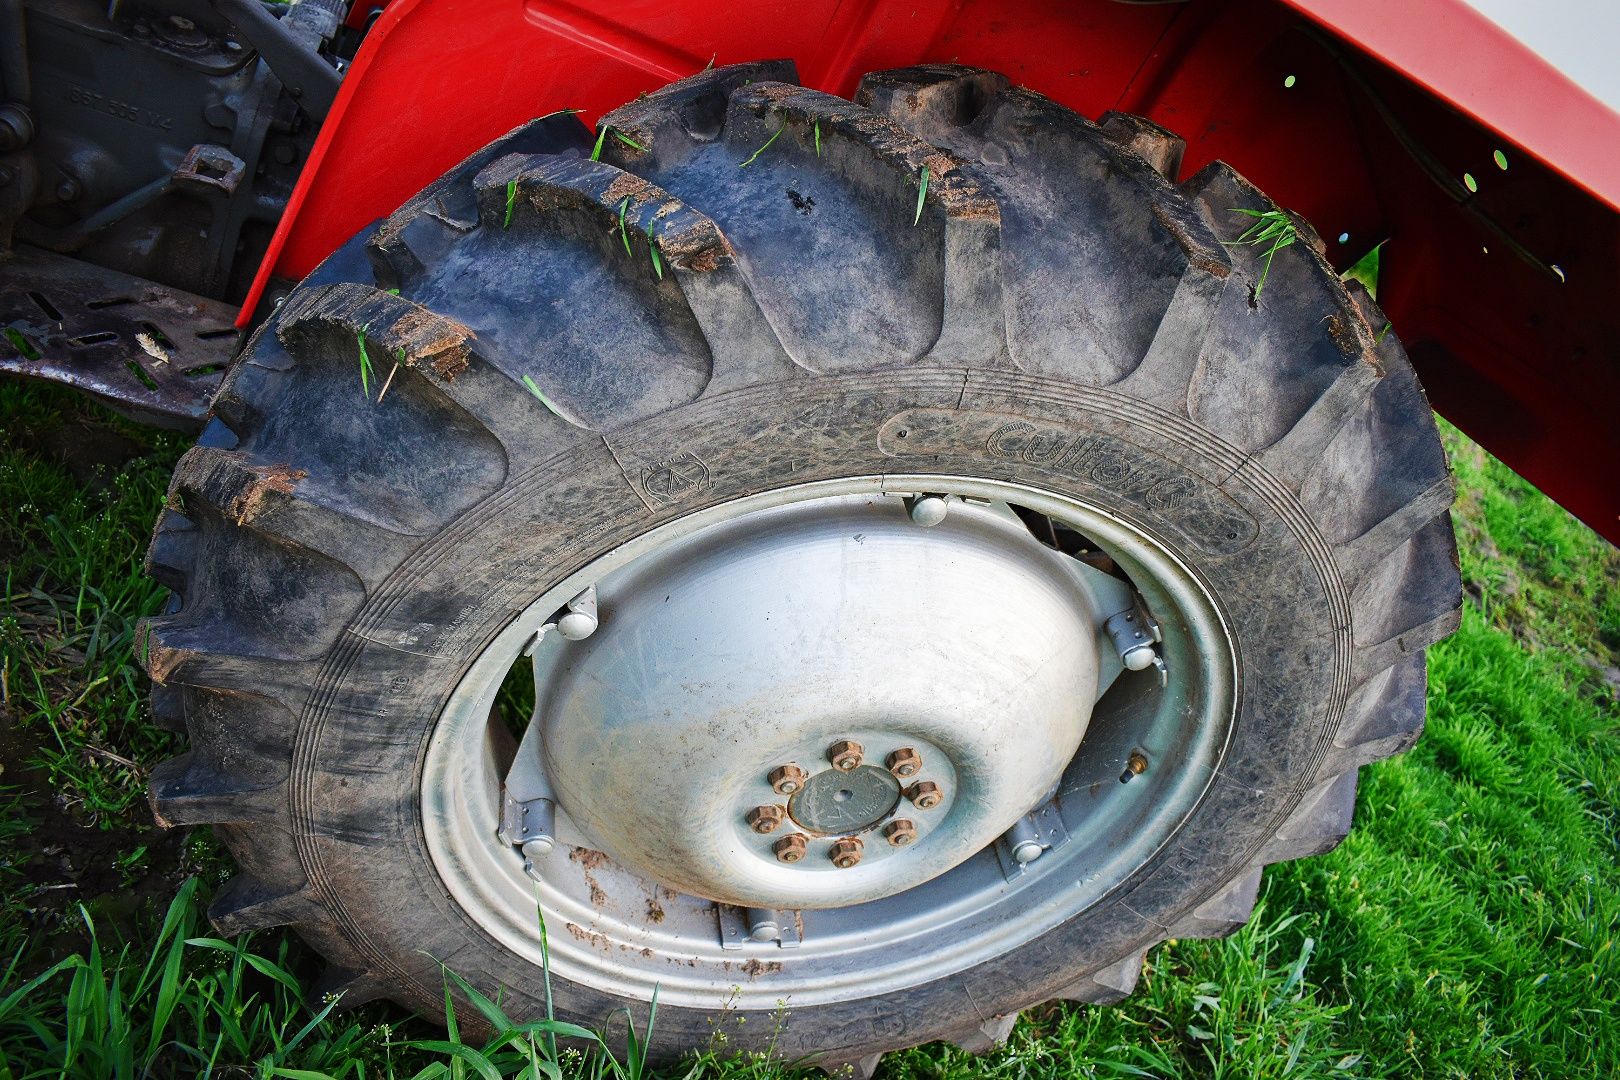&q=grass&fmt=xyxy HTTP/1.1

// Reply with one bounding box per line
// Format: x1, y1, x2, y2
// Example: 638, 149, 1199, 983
2, 378, 1617, 1077
1226, 208, 1300, 298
